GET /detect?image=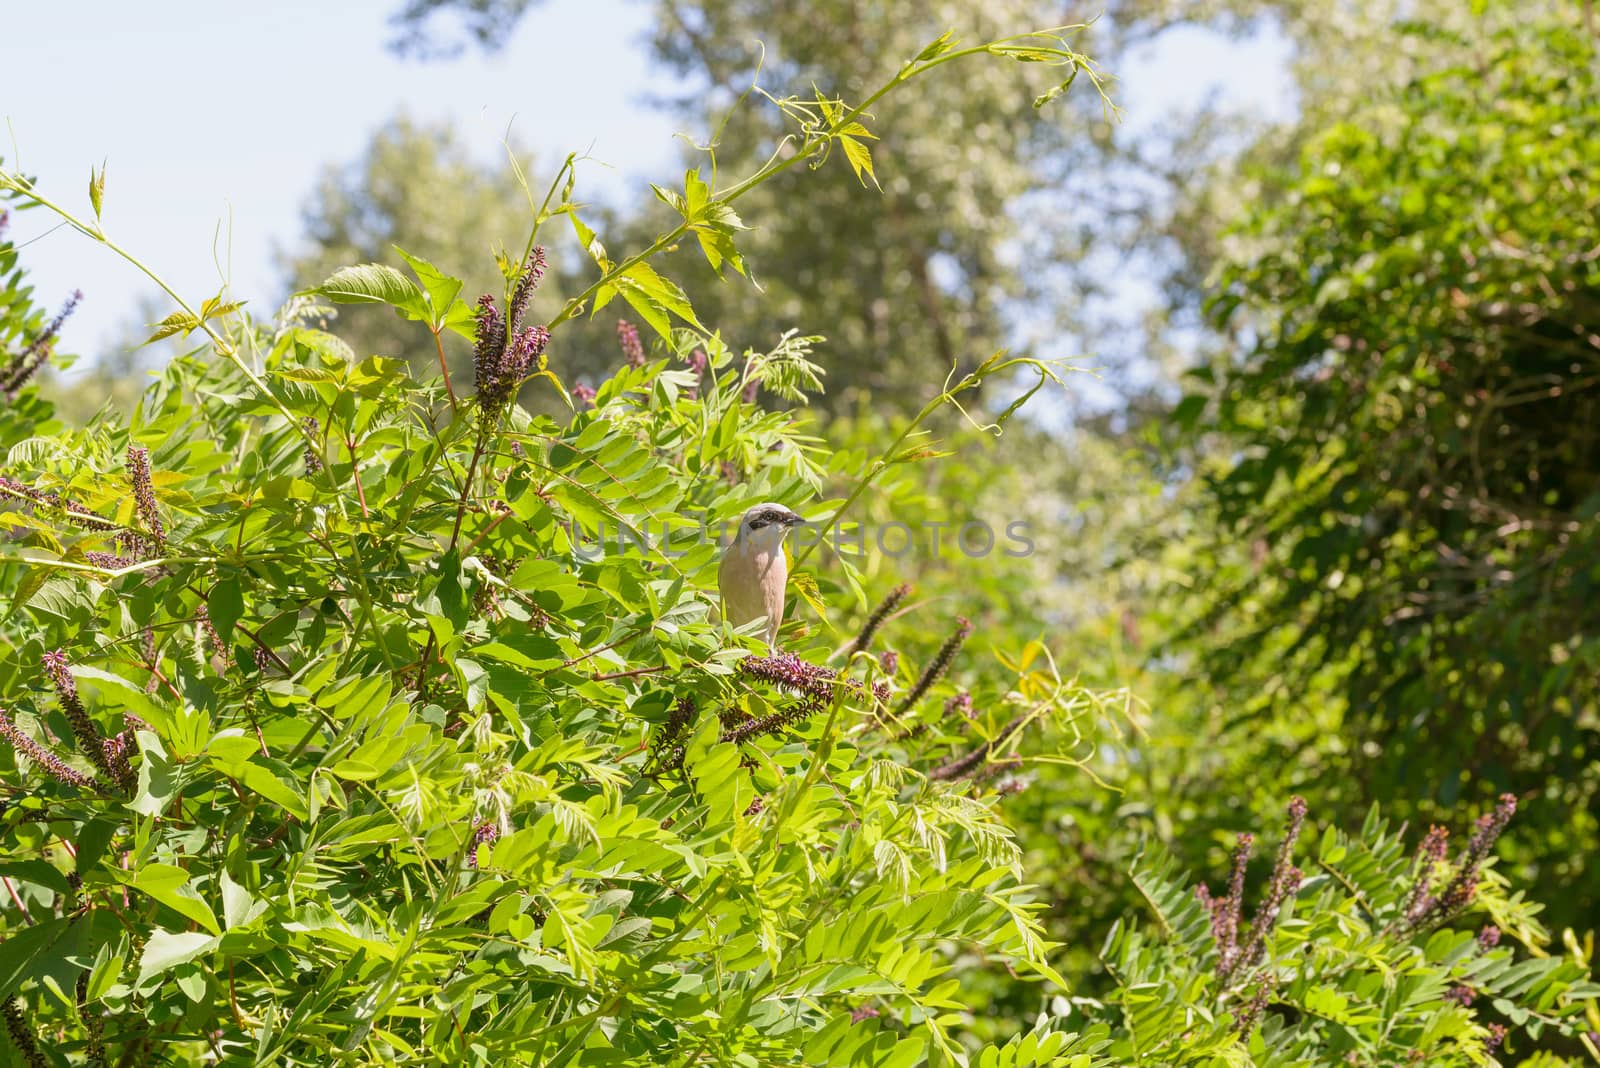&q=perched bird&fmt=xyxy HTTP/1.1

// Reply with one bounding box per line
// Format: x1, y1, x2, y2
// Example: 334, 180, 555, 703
717, 502, 807, 647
